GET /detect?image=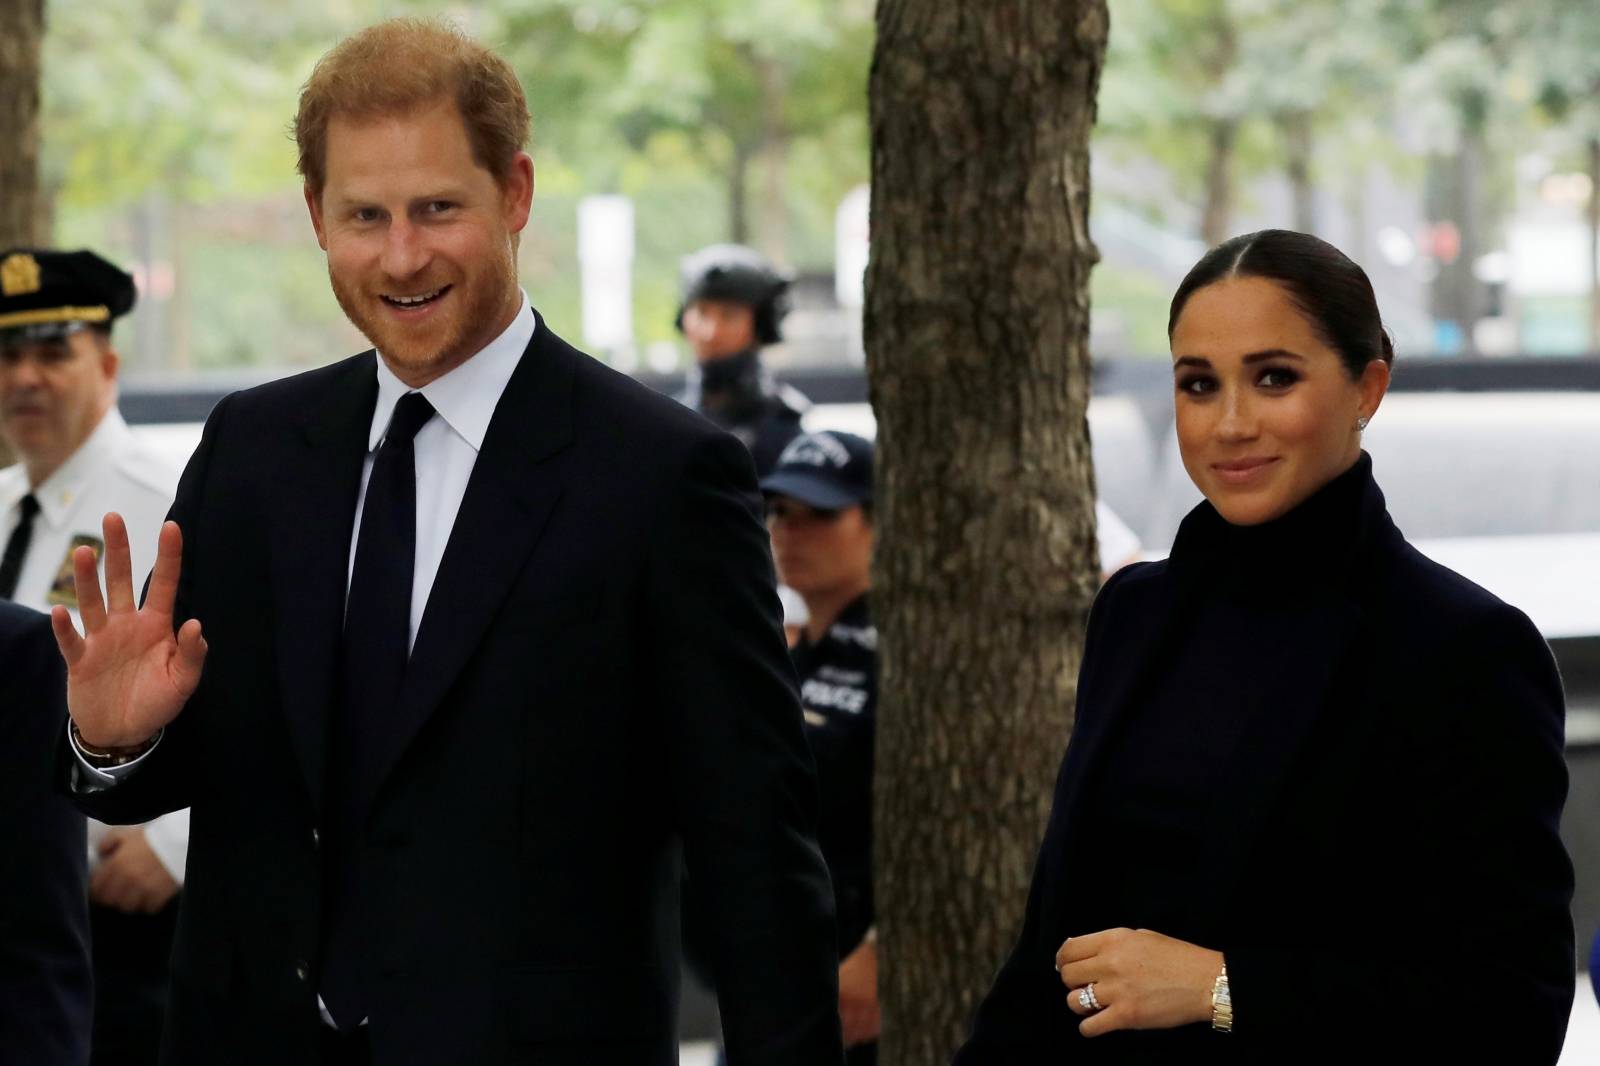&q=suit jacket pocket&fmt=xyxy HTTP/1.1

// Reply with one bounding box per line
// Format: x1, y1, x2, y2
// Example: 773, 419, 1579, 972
501, 964, 669, 1044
